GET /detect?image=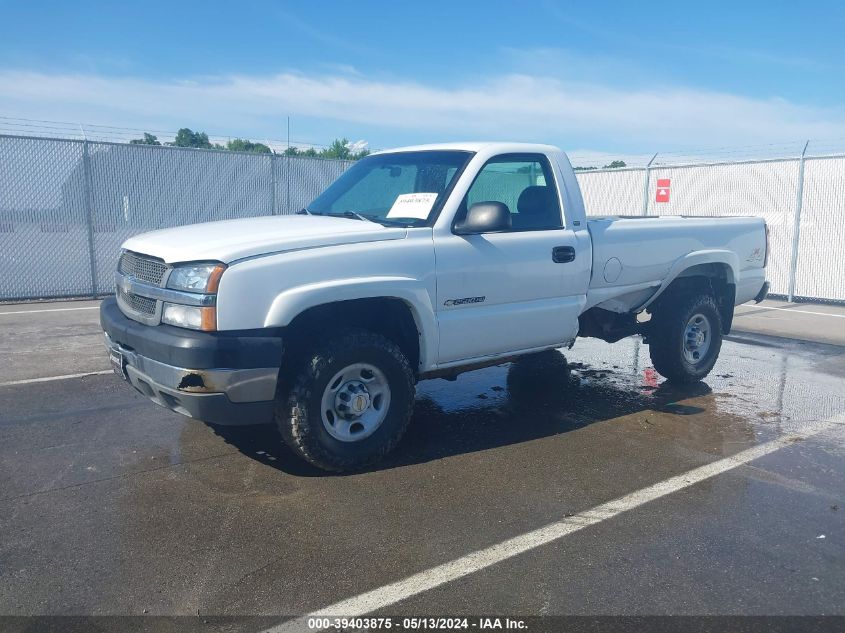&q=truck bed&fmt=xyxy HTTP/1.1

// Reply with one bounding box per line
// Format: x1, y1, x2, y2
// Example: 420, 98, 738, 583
585, 215, 767, 313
